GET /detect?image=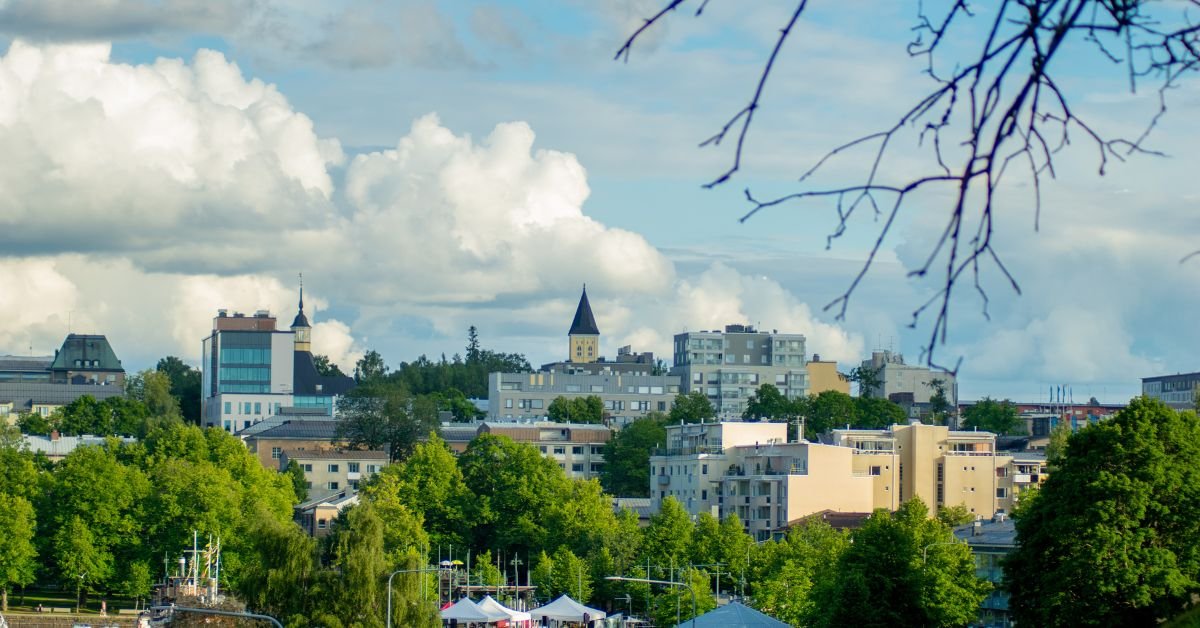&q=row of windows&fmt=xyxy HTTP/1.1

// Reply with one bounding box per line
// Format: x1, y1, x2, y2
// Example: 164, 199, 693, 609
219, 366, 270, 382
220, 347, 272, 365
219, 383, 270, 393
72, 359, 103, 368
539, 445, 604, 455
560, 462, 603, 473
224, 401, 281, 416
